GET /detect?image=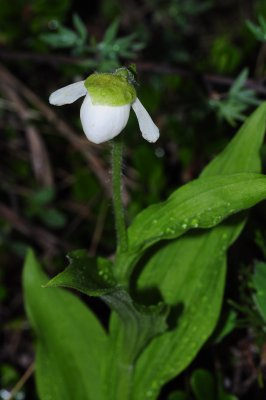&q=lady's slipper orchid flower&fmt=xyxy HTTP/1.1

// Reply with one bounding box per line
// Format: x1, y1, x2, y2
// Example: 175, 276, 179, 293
49, 68, 159, 144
